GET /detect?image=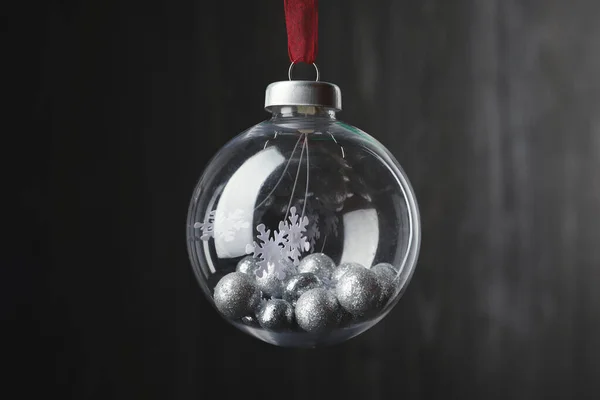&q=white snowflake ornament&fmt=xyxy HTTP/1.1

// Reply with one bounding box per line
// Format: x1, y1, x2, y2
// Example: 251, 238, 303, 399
245, 224, 288, 279
280, 207, 310, 265
245, 206, 312, 279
